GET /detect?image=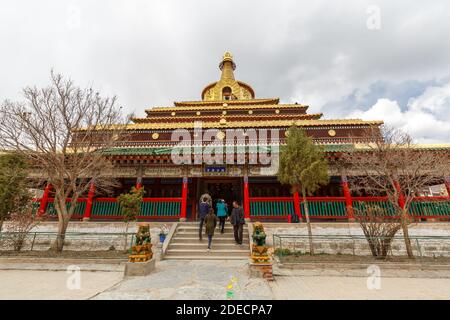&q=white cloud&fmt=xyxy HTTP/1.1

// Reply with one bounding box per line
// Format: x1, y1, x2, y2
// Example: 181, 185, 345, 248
348, 84, 450, 143
0, 0, 450, 144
